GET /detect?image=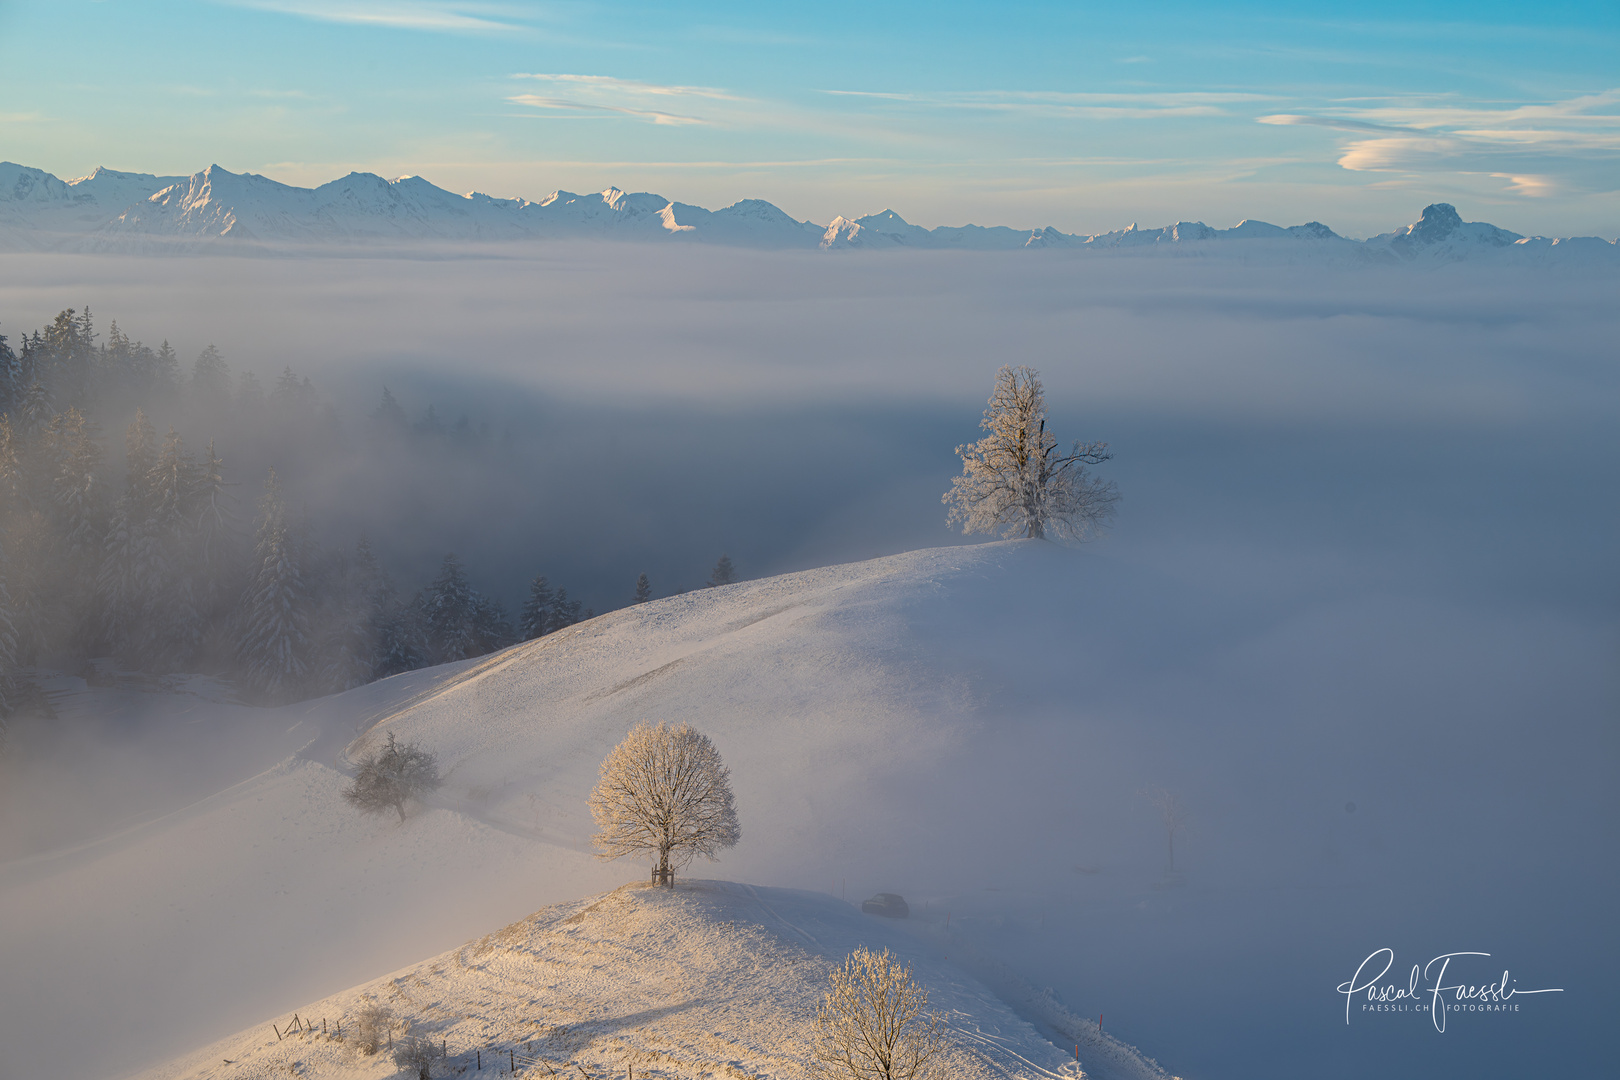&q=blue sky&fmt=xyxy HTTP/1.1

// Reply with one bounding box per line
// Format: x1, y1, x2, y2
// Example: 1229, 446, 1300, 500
1, 0, 1616, 235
